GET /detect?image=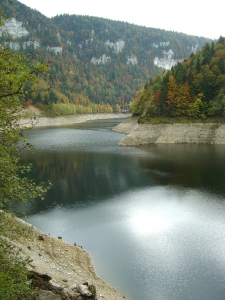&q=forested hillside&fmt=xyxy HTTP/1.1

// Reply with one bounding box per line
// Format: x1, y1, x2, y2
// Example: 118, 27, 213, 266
1, 0, 213, 115
131, 37, 225, 120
